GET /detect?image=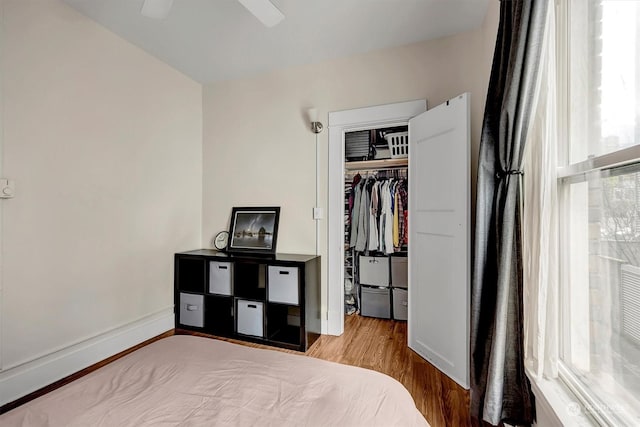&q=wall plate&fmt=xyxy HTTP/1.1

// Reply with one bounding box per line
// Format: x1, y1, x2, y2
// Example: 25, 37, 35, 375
0, 179, 15, 198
